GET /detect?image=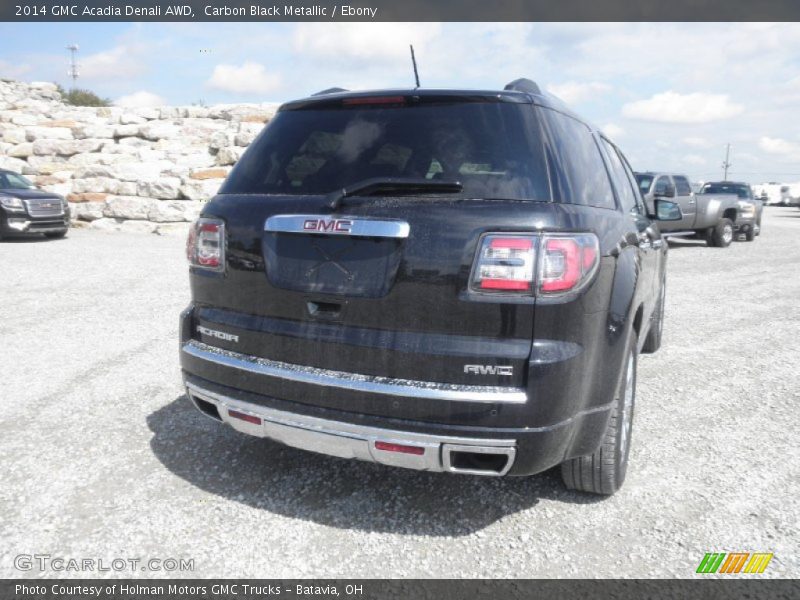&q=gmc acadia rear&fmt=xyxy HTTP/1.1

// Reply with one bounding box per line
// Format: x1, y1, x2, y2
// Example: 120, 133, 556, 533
180, 79, 680, 495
